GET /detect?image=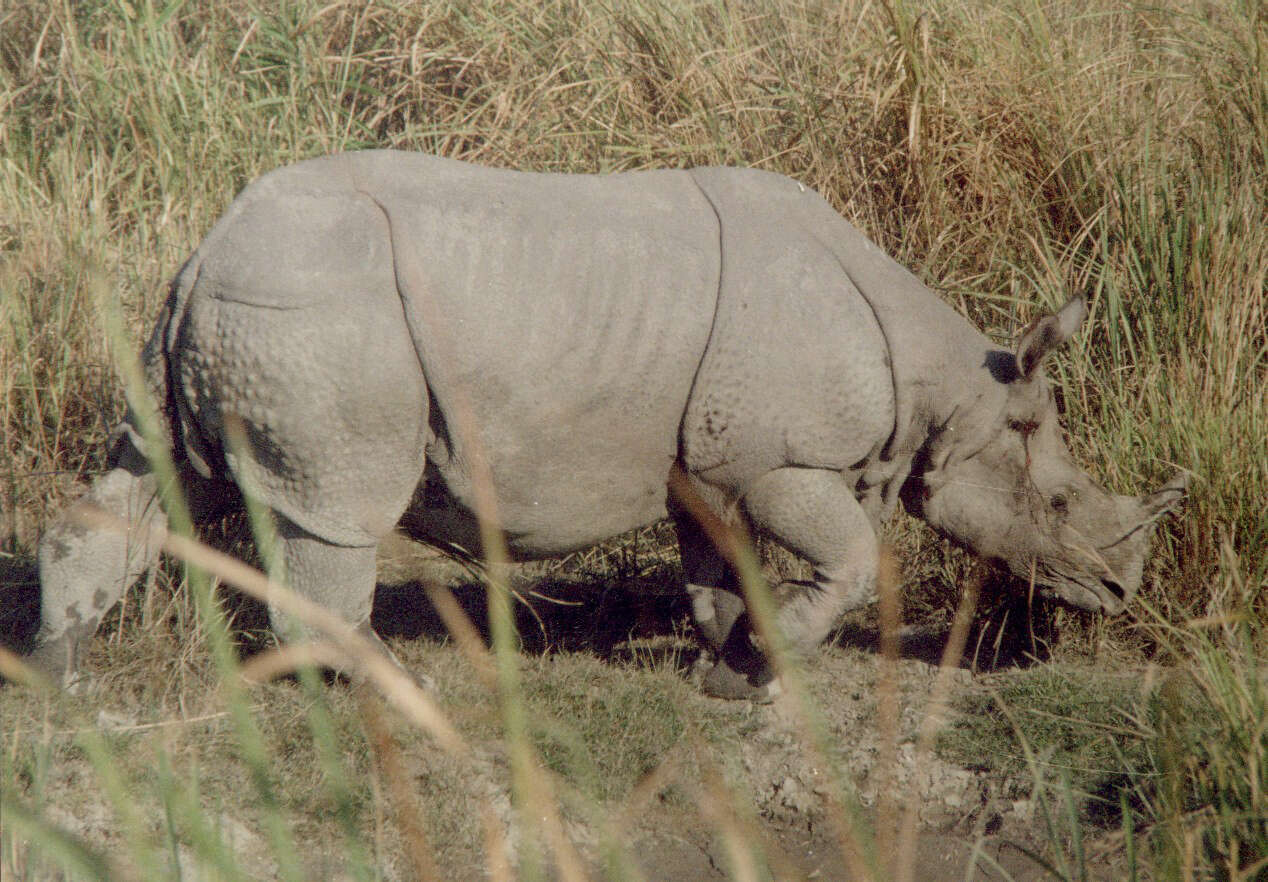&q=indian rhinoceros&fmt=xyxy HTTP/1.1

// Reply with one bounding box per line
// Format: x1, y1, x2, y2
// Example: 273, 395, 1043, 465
31, 151, 1187, 699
